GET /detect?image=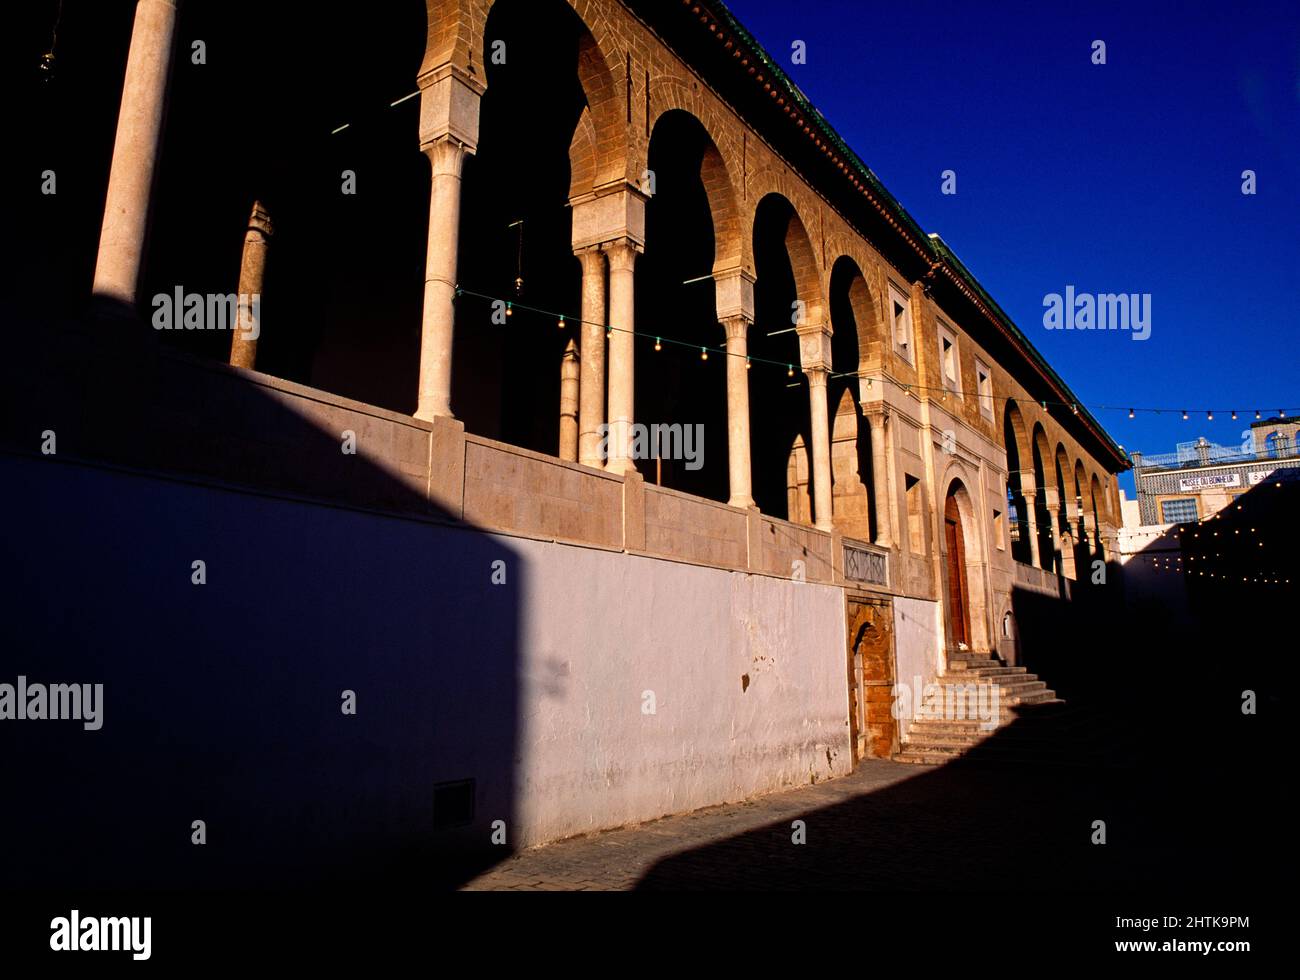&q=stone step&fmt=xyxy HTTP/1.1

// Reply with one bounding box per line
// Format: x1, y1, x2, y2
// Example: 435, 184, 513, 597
907, 709, 1066, 730
916, 682, 1050, 707
904, 730, 1002, 743
946, 660, 1002, 671
894, 749, 966, 764
905, 702, 1062, 728
991, 687, 1057, 702
907, 712, 1018, 729
944, 667, 1037, 680
921, 675, 1046, 694
993, 680, 1049, 695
